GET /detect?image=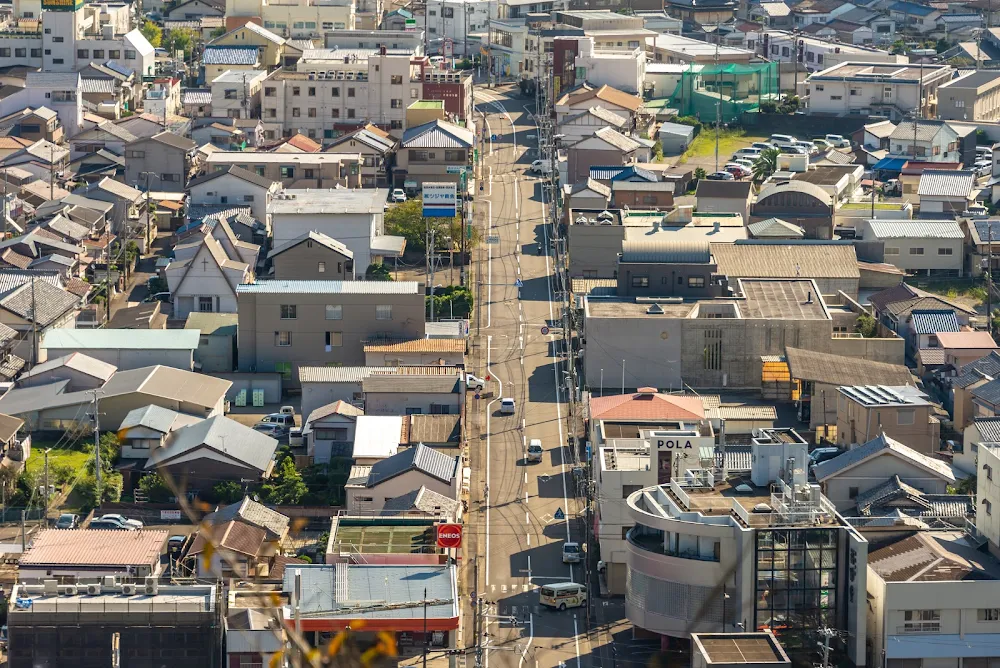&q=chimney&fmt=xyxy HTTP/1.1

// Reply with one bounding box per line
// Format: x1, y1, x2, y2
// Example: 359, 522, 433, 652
805, 291, 813, 304
712, 221, 720, 233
